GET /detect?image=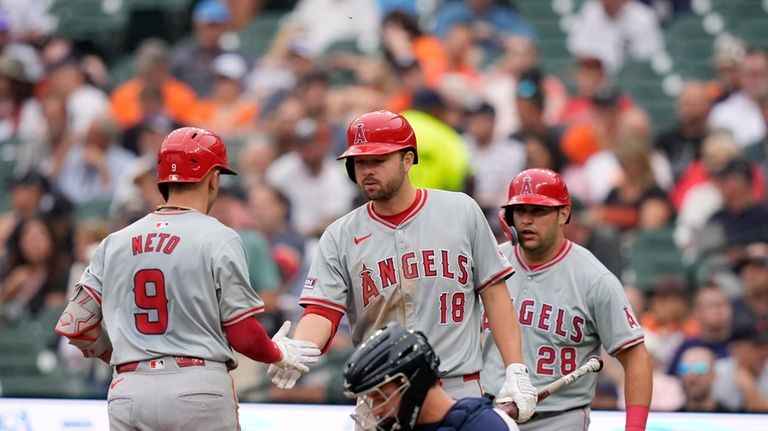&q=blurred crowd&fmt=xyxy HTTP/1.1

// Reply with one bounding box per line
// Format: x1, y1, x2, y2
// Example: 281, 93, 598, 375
0, 0, 766, 414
